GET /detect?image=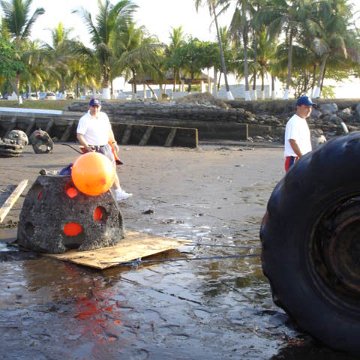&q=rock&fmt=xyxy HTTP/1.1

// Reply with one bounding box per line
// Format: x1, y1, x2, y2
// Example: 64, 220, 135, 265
355, 104, 360, 121
312, 134, 327, 149
17, 175, 124, 253
319, 103, 338, 115
174, 92, 229, 109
